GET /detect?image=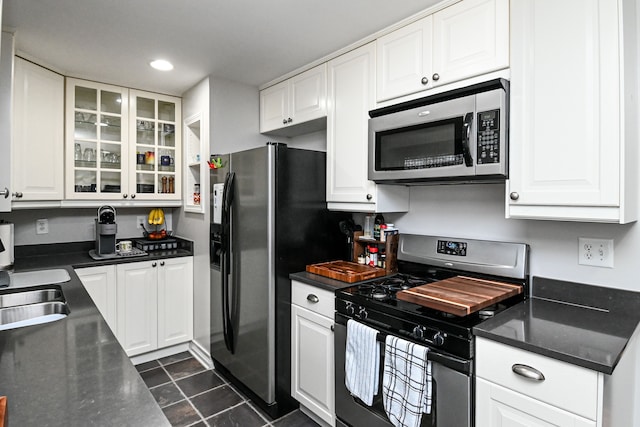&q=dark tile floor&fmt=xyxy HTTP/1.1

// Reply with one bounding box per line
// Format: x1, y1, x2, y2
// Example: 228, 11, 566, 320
136, 351, 321, 427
